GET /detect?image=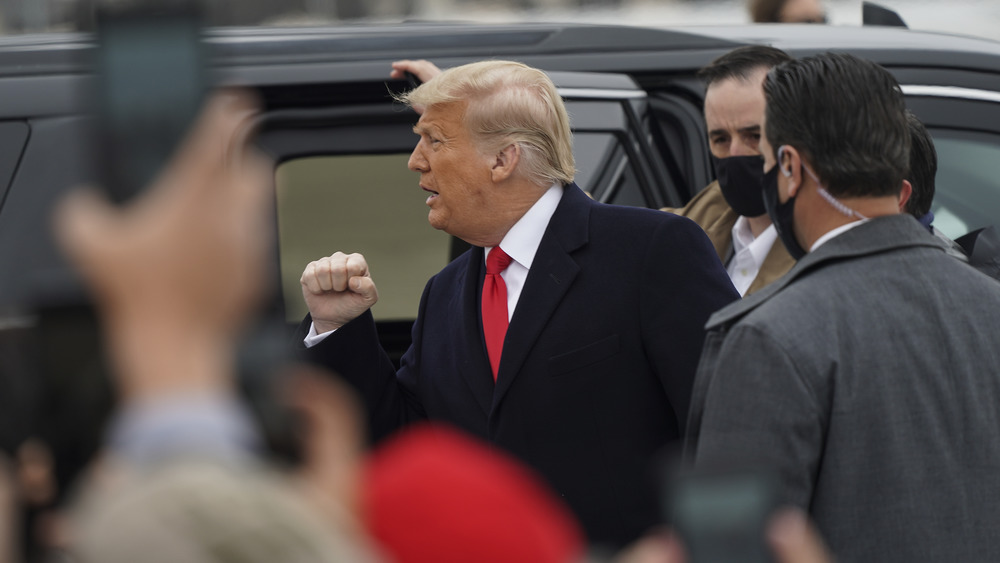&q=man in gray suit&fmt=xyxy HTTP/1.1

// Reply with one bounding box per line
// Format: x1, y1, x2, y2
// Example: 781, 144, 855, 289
685, 52, 1000, 562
